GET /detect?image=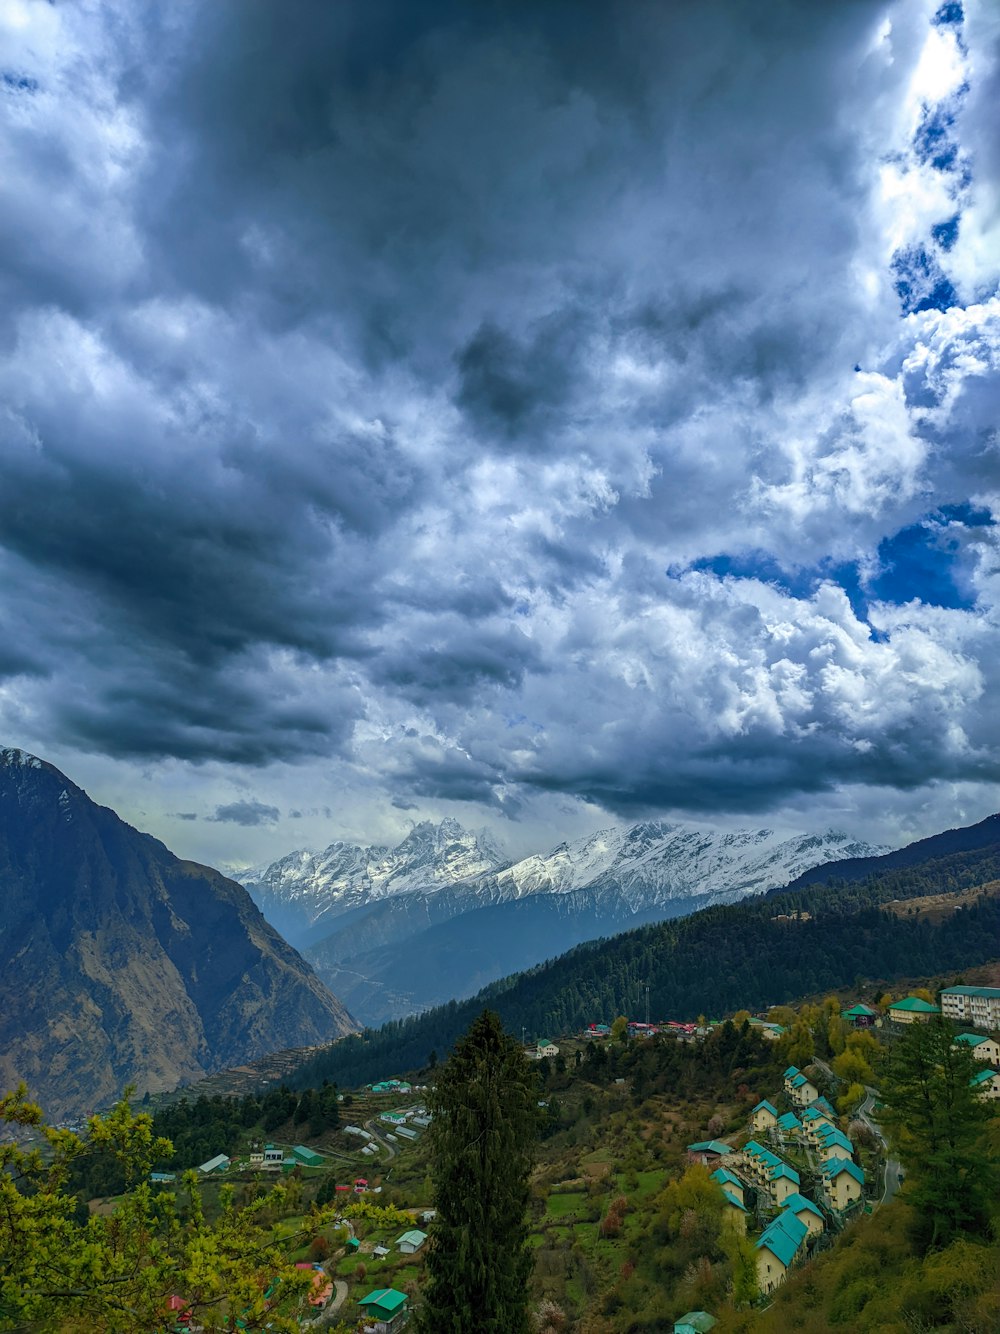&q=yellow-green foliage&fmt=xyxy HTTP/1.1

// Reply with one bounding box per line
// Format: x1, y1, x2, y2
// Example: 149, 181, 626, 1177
0, 1085, 335, 1333
720, 1203, 1000, 1333
342, 1197, 414, 1228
